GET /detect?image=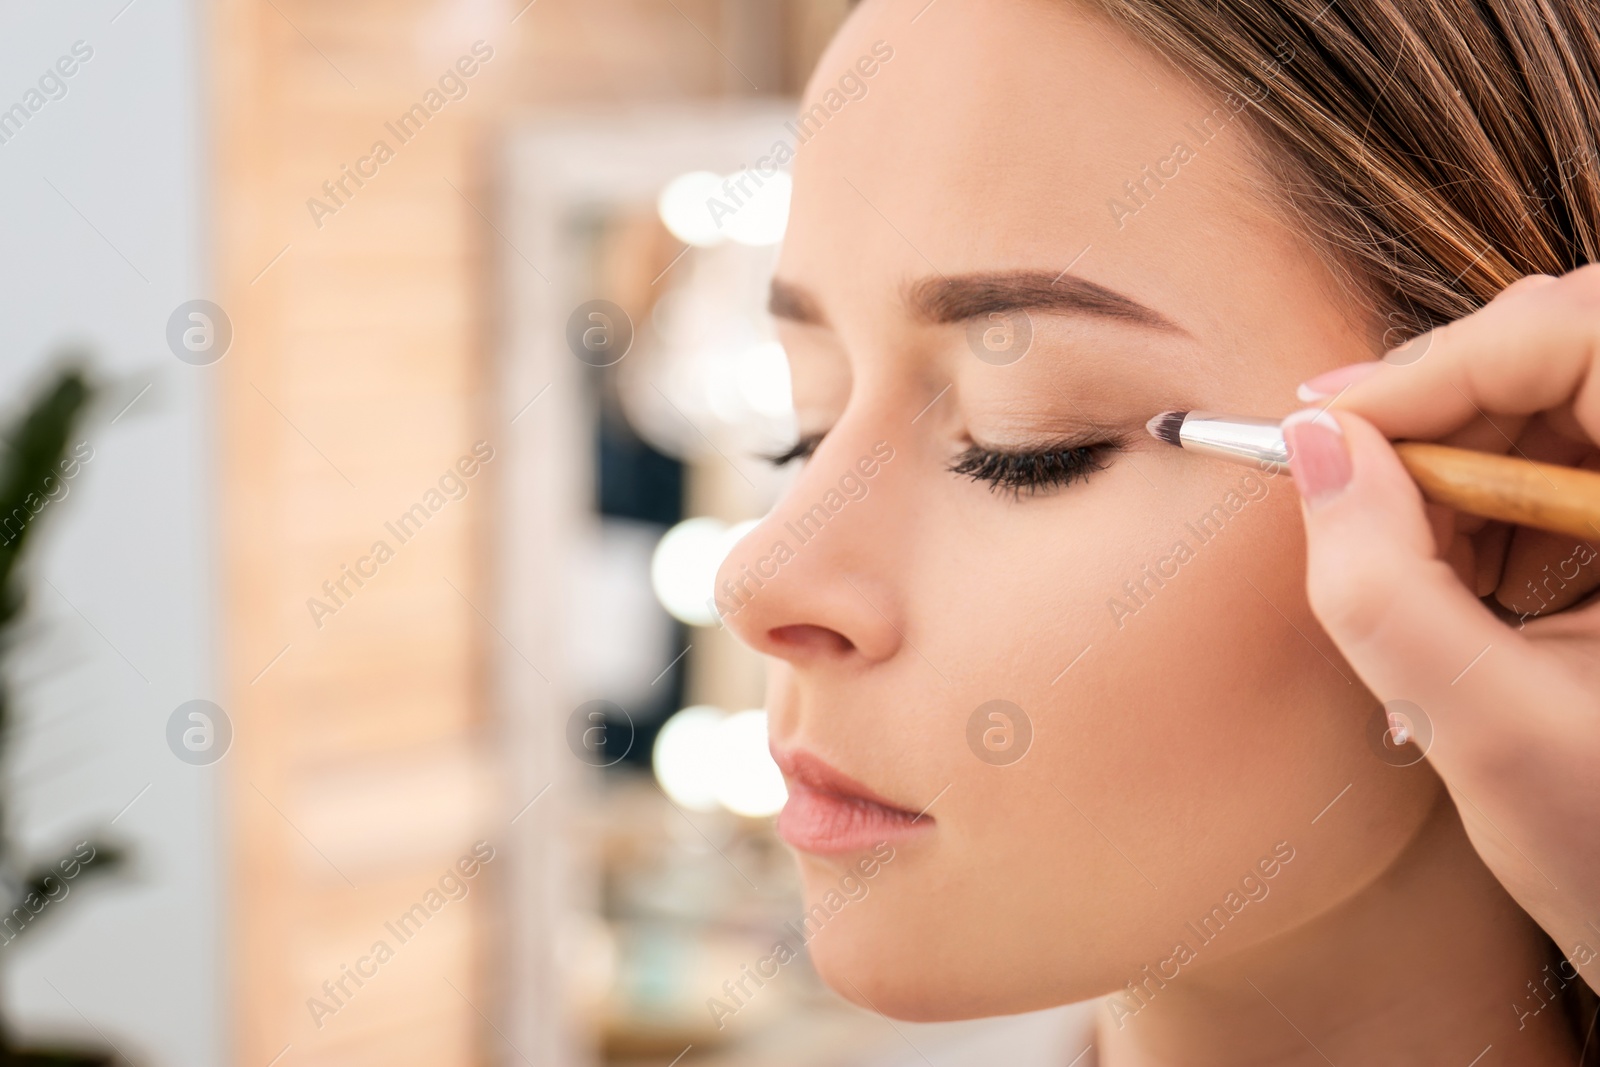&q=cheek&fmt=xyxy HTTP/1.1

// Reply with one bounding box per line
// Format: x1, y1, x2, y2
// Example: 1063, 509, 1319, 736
818, 463, 1438, 1014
